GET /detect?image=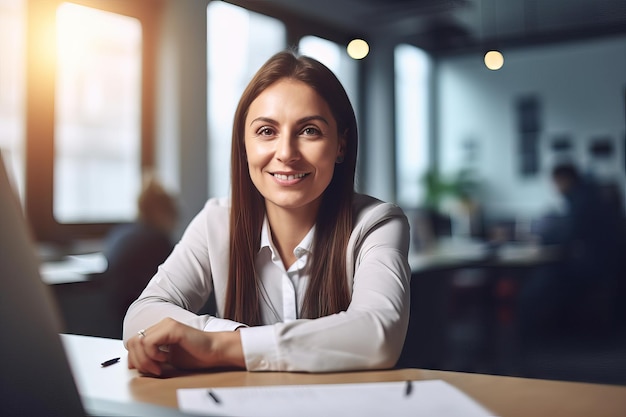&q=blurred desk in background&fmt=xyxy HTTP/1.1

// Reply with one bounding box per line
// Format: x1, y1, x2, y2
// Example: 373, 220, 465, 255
40, 252, 107, 284
40, 252, 120, 339
402, 239, 561, 376
408, 238, 560, 273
